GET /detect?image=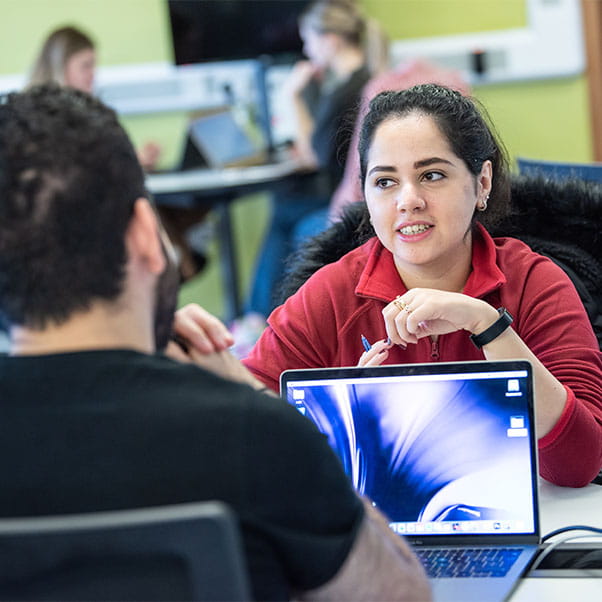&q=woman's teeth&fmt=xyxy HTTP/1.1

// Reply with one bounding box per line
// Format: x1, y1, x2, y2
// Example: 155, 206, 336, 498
399, 224, 431, 235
